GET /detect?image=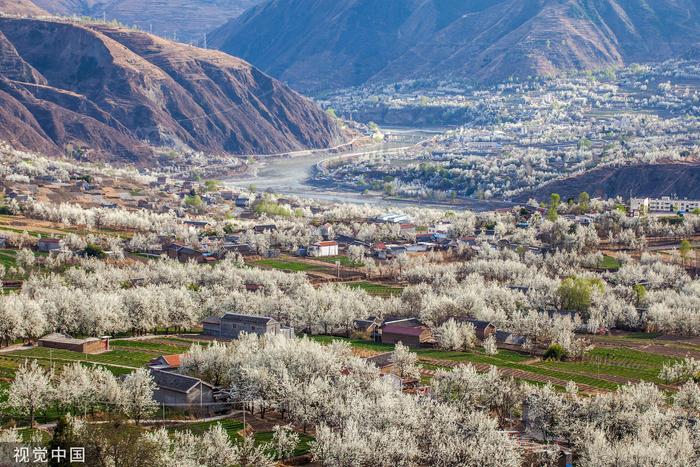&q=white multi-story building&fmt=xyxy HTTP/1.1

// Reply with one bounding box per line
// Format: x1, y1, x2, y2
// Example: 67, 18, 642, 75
630, 196, 700, 214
